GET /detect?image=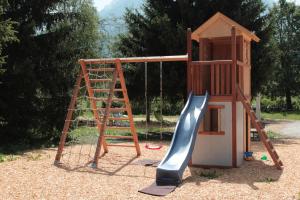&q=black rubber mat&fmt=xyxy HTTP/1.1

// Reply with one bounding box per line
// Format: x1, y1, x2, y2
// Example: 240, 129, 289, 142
138, 182, 176, 196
